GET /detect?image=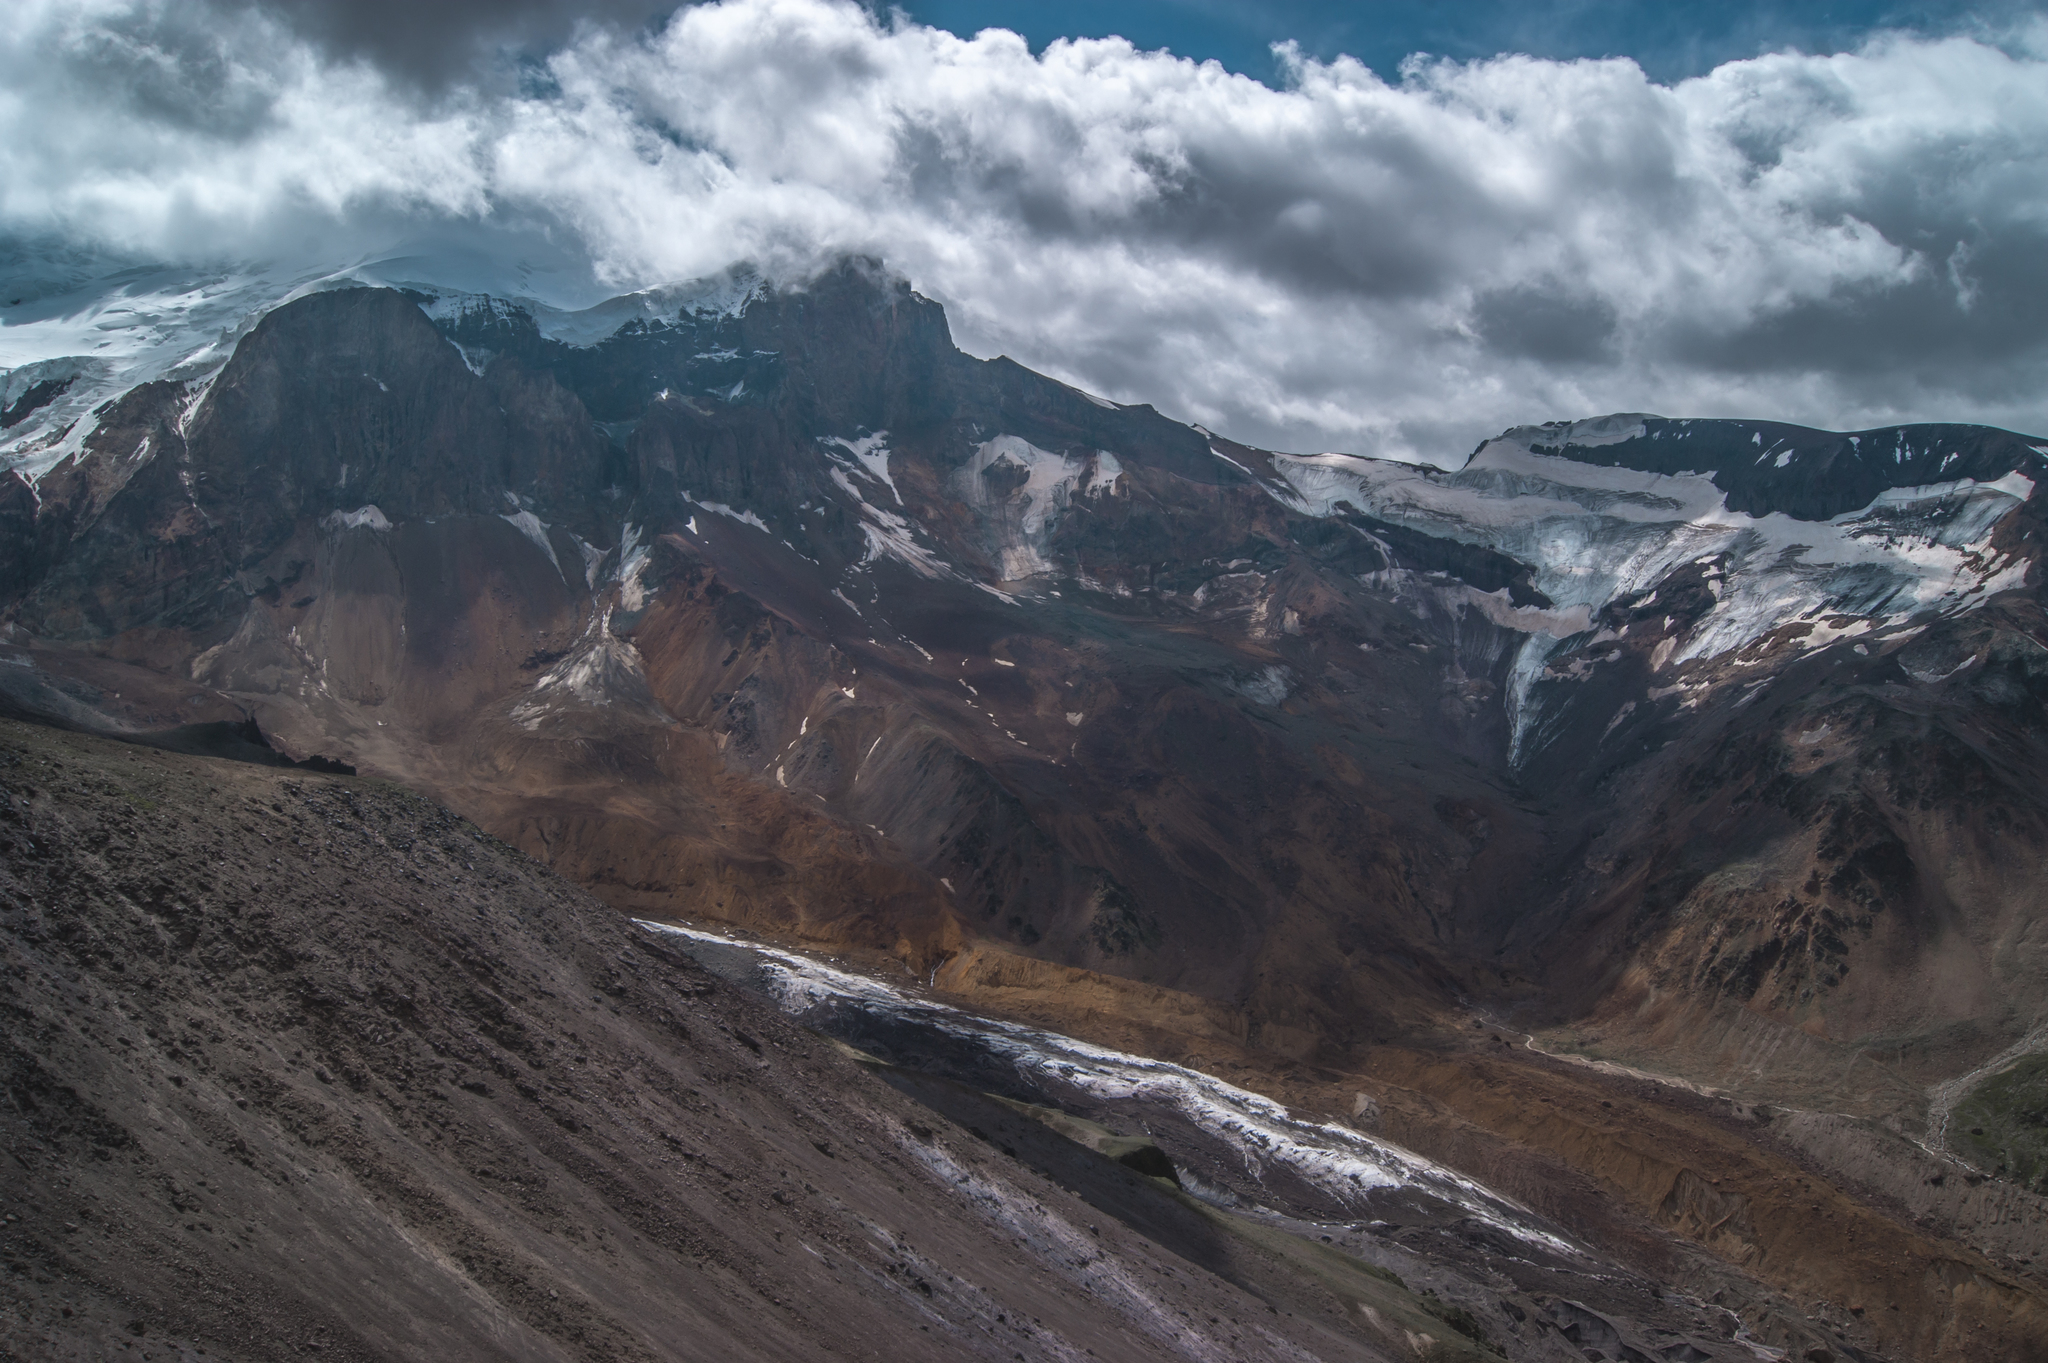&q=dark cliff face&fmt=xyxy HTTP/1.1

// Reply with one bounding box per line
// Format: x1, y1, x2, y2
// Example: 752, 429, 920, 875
3, 263, 2047, 1120
21, 380, 224, 638
187, 286, 623, 548
1514, 413, 2044, 520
